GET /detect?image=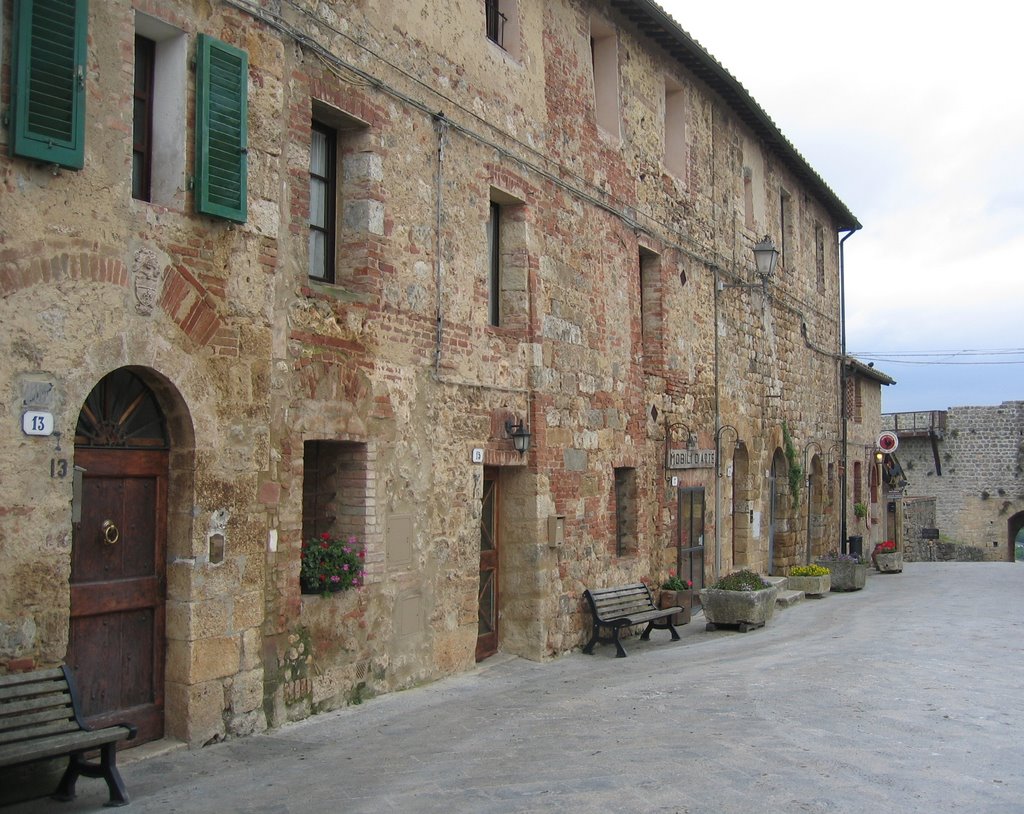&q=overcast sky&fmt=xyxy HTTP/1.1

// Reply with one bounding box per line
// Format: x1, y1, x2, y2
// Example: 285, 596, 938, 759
660, 1, 1024, 413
